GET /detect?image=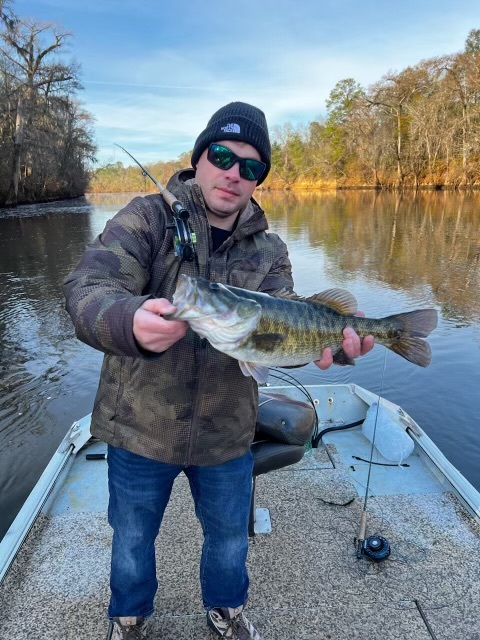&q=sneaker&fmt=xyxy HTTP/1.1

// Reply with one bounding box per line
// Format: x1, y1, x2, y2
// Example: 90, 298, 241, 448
110, 616, 151, 640
207, 605, 262, 639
